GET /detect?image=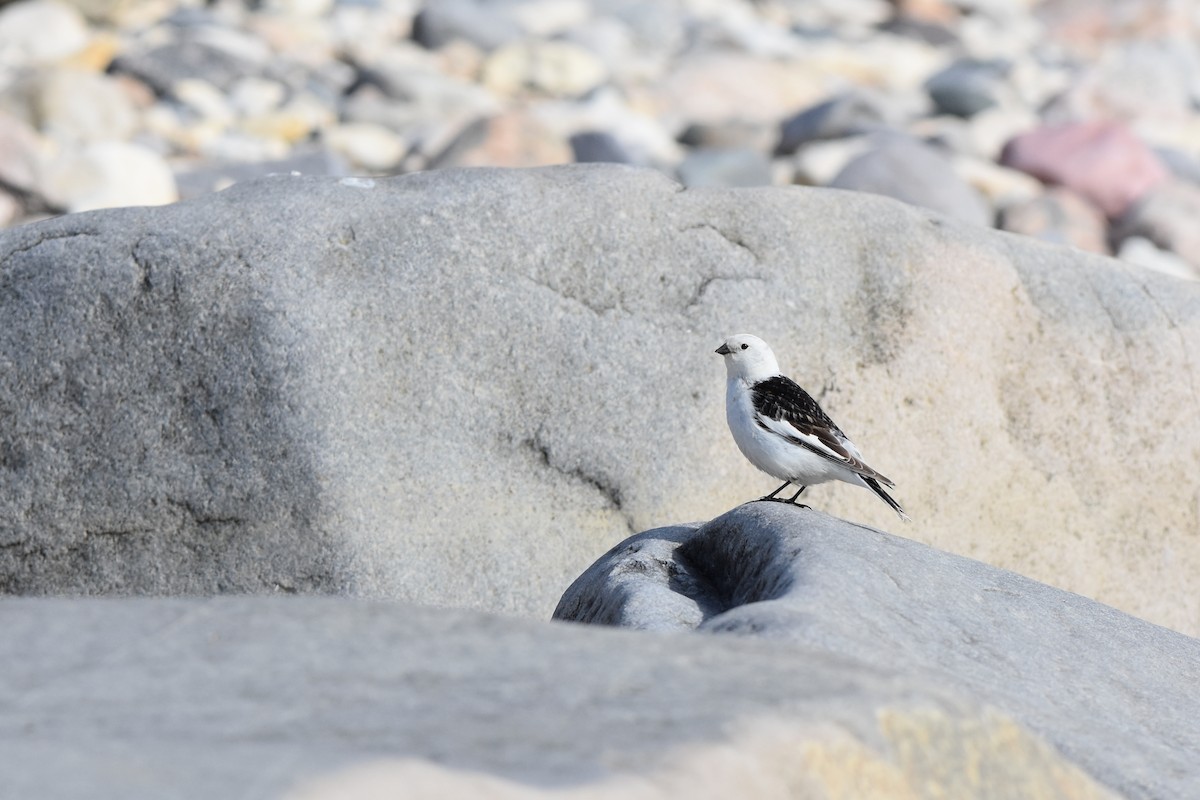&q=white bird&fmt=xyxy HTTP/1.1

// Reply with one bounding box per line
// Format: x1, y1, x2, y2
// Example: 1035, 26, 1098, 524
715, 333, 908, 520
